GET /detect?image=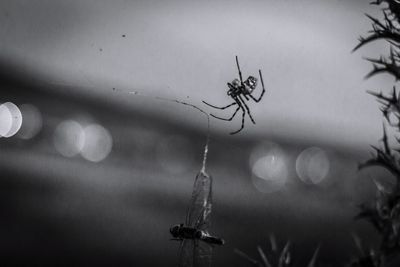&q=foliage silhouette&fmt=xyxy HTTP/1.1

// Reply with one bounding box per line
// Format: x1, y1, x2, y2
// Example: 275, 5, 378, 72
353, 1, 400, 266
